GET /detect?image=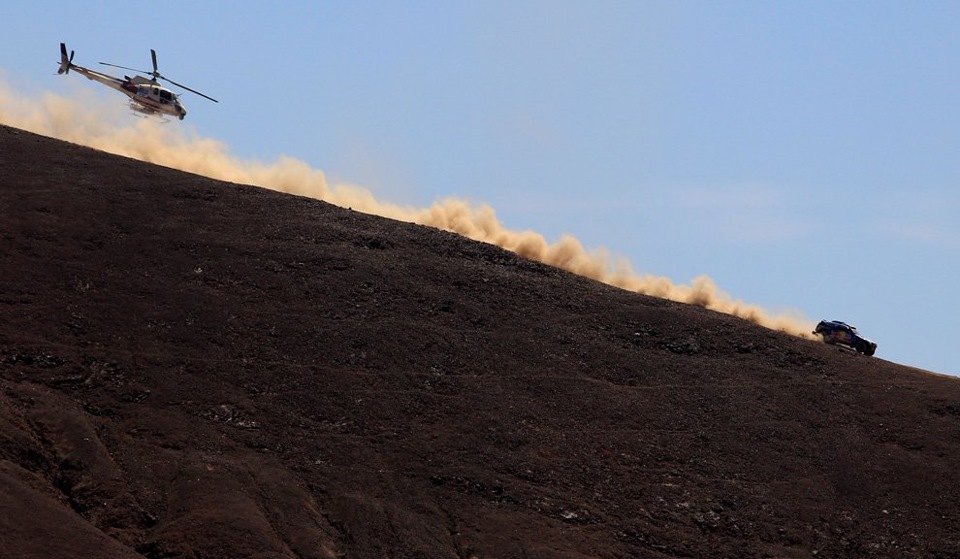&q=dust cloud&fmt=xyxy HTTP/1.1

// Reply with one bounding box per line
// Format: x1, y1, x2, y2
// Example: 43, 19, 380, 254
0, 82, 814, 337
